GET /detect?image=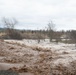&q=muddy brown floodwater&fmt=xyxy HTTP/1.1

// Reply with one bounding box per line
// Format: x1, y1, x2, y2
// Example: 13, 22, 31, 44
0, 40, 76, 75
